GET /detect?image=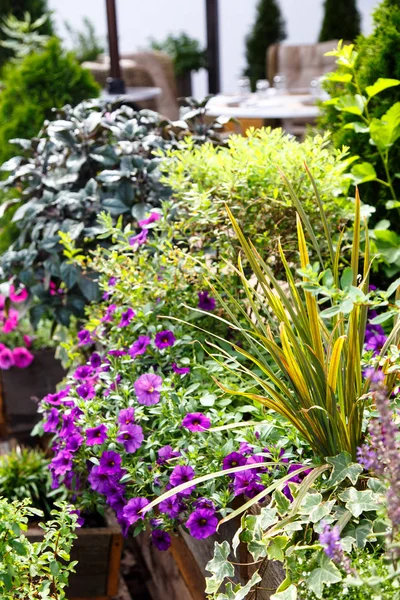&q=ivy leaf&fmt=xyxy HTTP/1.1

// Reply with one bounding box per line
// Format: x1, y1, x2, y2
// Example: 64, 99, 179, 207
205, 541, 235, 595
274, 489, 290, 516
298, 493, 335, 523
271, 584, 298, 600
339, 488, 381, 518
365, 78, 400, 98
342, 519, 373, 549
216, 572, 261, 600
326, 452, 363, 488
306, 553, 342, 599
267, 536, 289, 562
